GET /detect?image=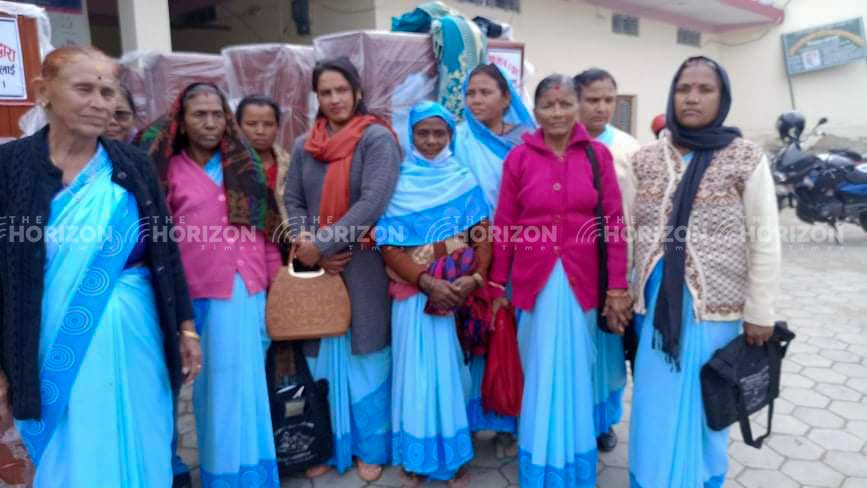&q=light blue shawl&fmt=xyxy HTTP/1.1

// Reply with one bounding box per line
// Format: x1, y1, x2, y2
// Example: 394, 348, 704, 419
376, 101, 489, 246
